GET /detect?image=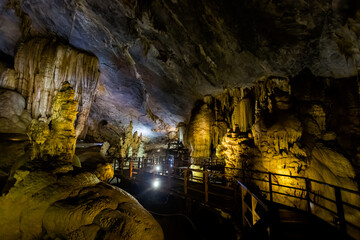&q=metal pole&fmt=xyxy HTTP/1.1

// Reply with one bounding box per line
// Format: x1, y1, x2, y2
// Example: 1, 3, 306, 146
268, 172, 273, 202
241, 186, 246, 229
167, 164, 171, 191
335, 186, 347, 234
184, 169, 188, 195
305, 178, 312, 214
205, 171, 209, 203
120, 158, 124, 176
130, 161, 133, 179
